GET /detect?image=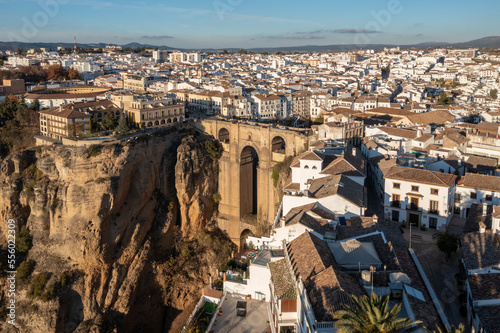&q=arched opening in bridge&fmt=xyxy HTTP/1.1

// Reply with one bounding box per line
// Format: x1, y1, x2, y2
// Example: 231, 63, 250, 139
218, 128, 230, 143
240, 229, 255, 249
271, 136, 286, 153
240, 146, 259, 219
